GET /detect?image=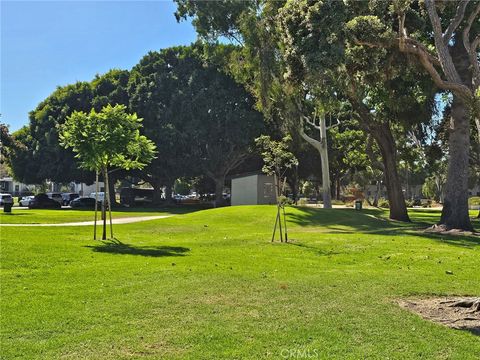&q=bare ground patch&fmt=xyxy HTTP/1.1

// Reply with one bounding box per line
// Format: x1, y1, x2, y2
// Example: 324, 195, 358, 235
398, 297, 480, 335
423, 224, 480, 237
